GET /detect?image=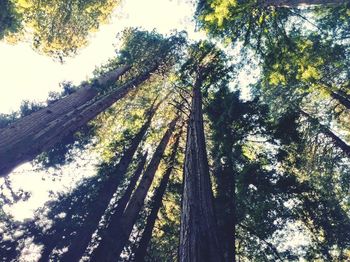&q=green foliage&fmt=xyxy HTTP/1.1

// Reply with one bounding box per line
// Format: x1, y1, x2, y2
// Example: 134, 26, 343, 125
0, 0, 21, 39
179, 41, 233, 94
117, 28, 187, 71
196, 0, 294, 52
3, 0, 121, 59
